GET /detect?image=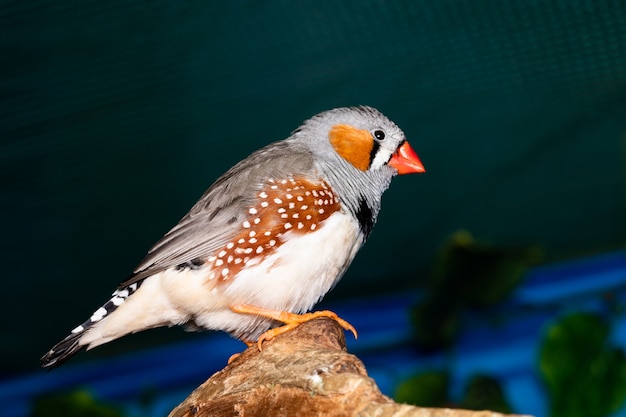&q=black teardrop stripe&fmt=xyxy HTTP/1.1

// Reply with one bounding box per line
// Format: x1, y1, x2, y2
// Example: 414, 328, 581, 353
368, 140, 380, 169
355, 198, 375, 239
